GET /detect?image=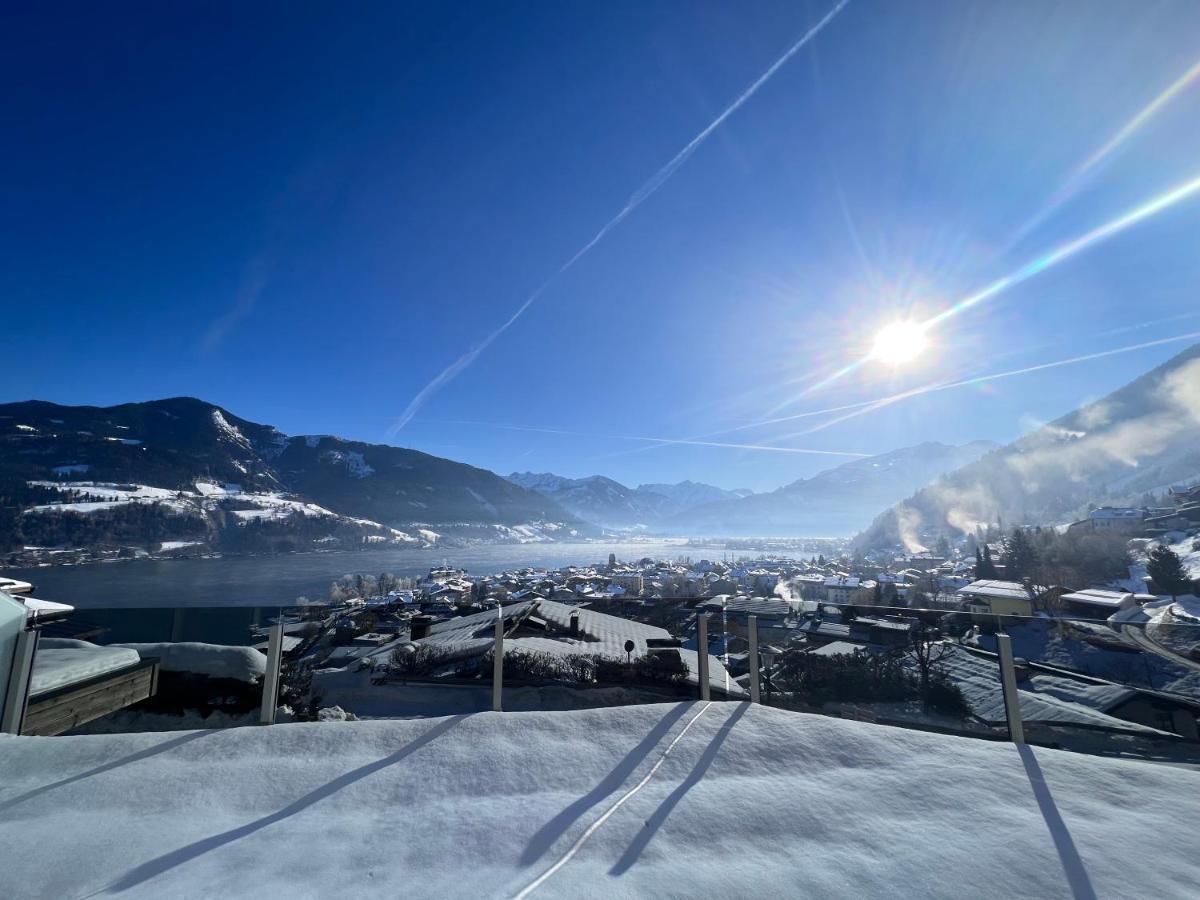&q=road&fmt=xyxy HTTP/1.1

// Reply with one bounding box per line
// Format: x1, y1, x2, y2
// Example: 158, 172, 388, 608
1114, 606, 1200, 675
